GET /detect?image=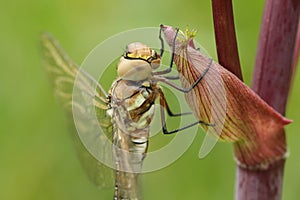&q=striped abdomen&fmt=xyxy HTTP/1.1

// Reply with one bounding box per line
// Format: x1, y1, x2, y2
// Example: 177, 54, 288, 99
108, 79, 159, 200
